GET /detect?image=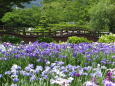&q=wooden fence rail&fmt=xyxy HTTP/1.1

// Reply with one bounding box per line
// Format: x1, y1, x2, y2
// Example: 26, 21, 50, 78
0, 25, 110, 42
